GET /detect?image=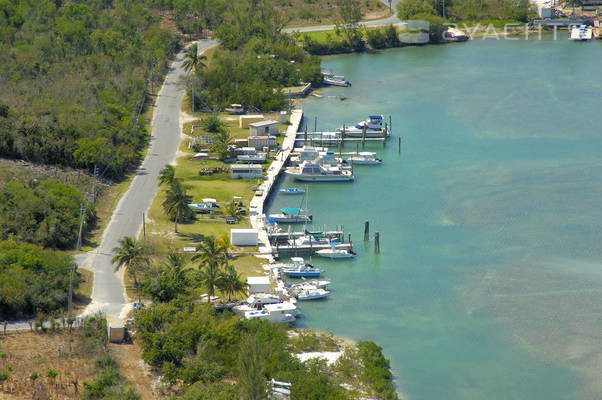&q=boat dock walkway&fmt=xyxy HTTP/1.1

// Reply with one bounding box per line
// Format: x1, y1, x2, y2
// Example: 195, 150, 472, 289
295, 131, 389, 146
250, 109, 304, 254
268, 230, 344, 244
273, 242, 353, 257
